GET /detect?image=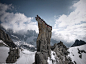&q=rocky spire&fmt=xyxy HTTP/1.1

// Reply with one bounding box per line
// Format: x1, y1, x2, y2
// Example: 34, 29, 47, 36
35, 15, 52, 54
35, 15, 52, 64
